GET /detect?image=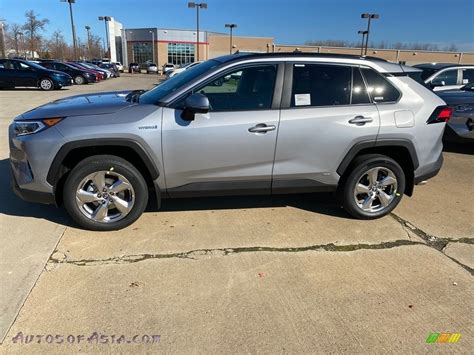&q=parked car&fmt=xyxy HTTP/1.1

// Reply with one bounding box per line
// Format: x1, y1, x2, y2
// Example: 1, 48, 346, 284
437, 83, 474, 143
99, 63, 120, 77
162, 63, 175, 74
67, 62, 104, 81
113, 62, 124, 72
146, 63, 158, 74
9, 53, 450, 230
81, 62, 113, 79
39, 61, 97, 85
414, 63, 474, 92
167, 61, 203, 78
128, 62, 140, 73
69, 62, 107, 80
0, 58, 72, 90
